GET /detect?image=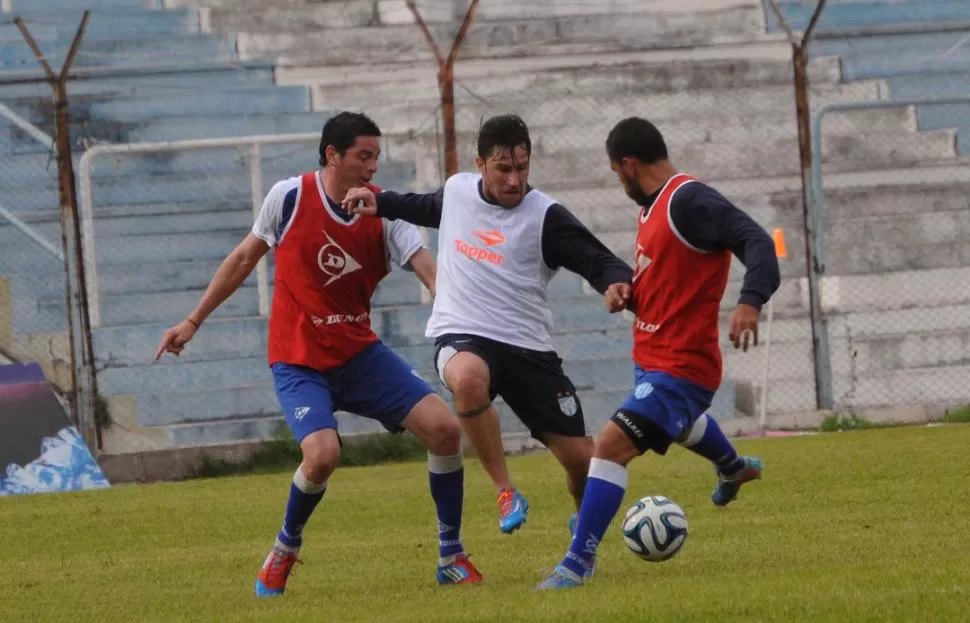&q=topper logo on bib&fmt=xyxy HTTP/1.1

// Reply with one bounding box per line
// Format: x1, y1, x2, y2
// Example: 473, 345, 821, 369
455, 228, 506, 266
